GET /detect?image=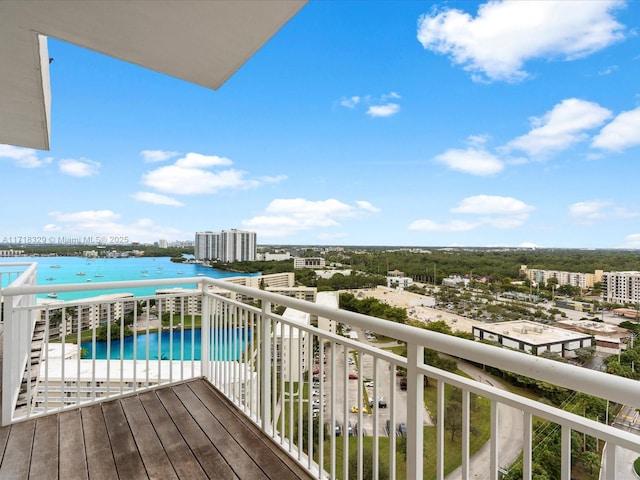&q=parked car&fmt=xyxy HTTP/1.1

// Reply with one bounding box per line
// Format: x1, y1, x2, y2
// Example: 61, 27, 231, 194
400, 377, 407, 391
348, 373, 358, 380
335, 421, 342, 437
397, 423, 407, 437
364, 381, 374, 387
378, 397, 387, 408
351, 405, 359, 413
